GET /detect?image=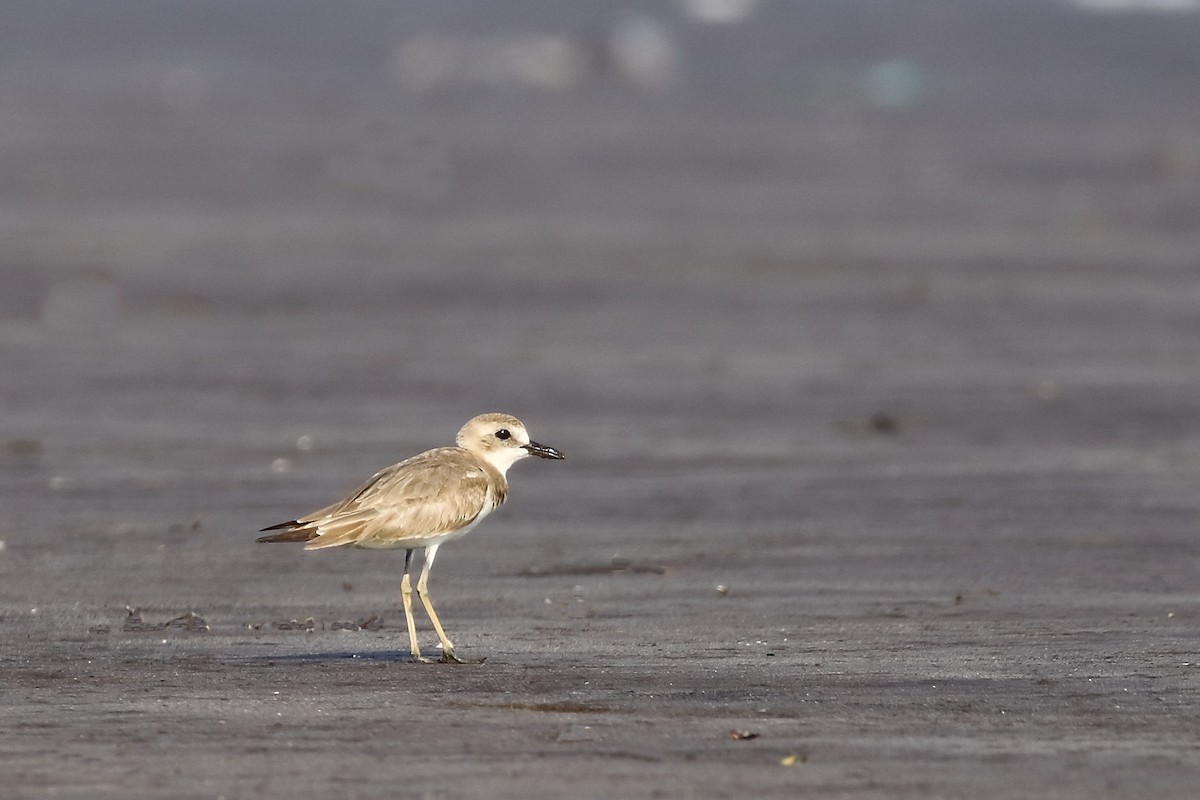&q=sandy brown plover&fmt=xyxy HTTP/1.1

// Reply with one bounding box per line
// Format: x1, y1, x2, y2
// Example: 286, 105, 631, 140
258, 413, 564, 663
